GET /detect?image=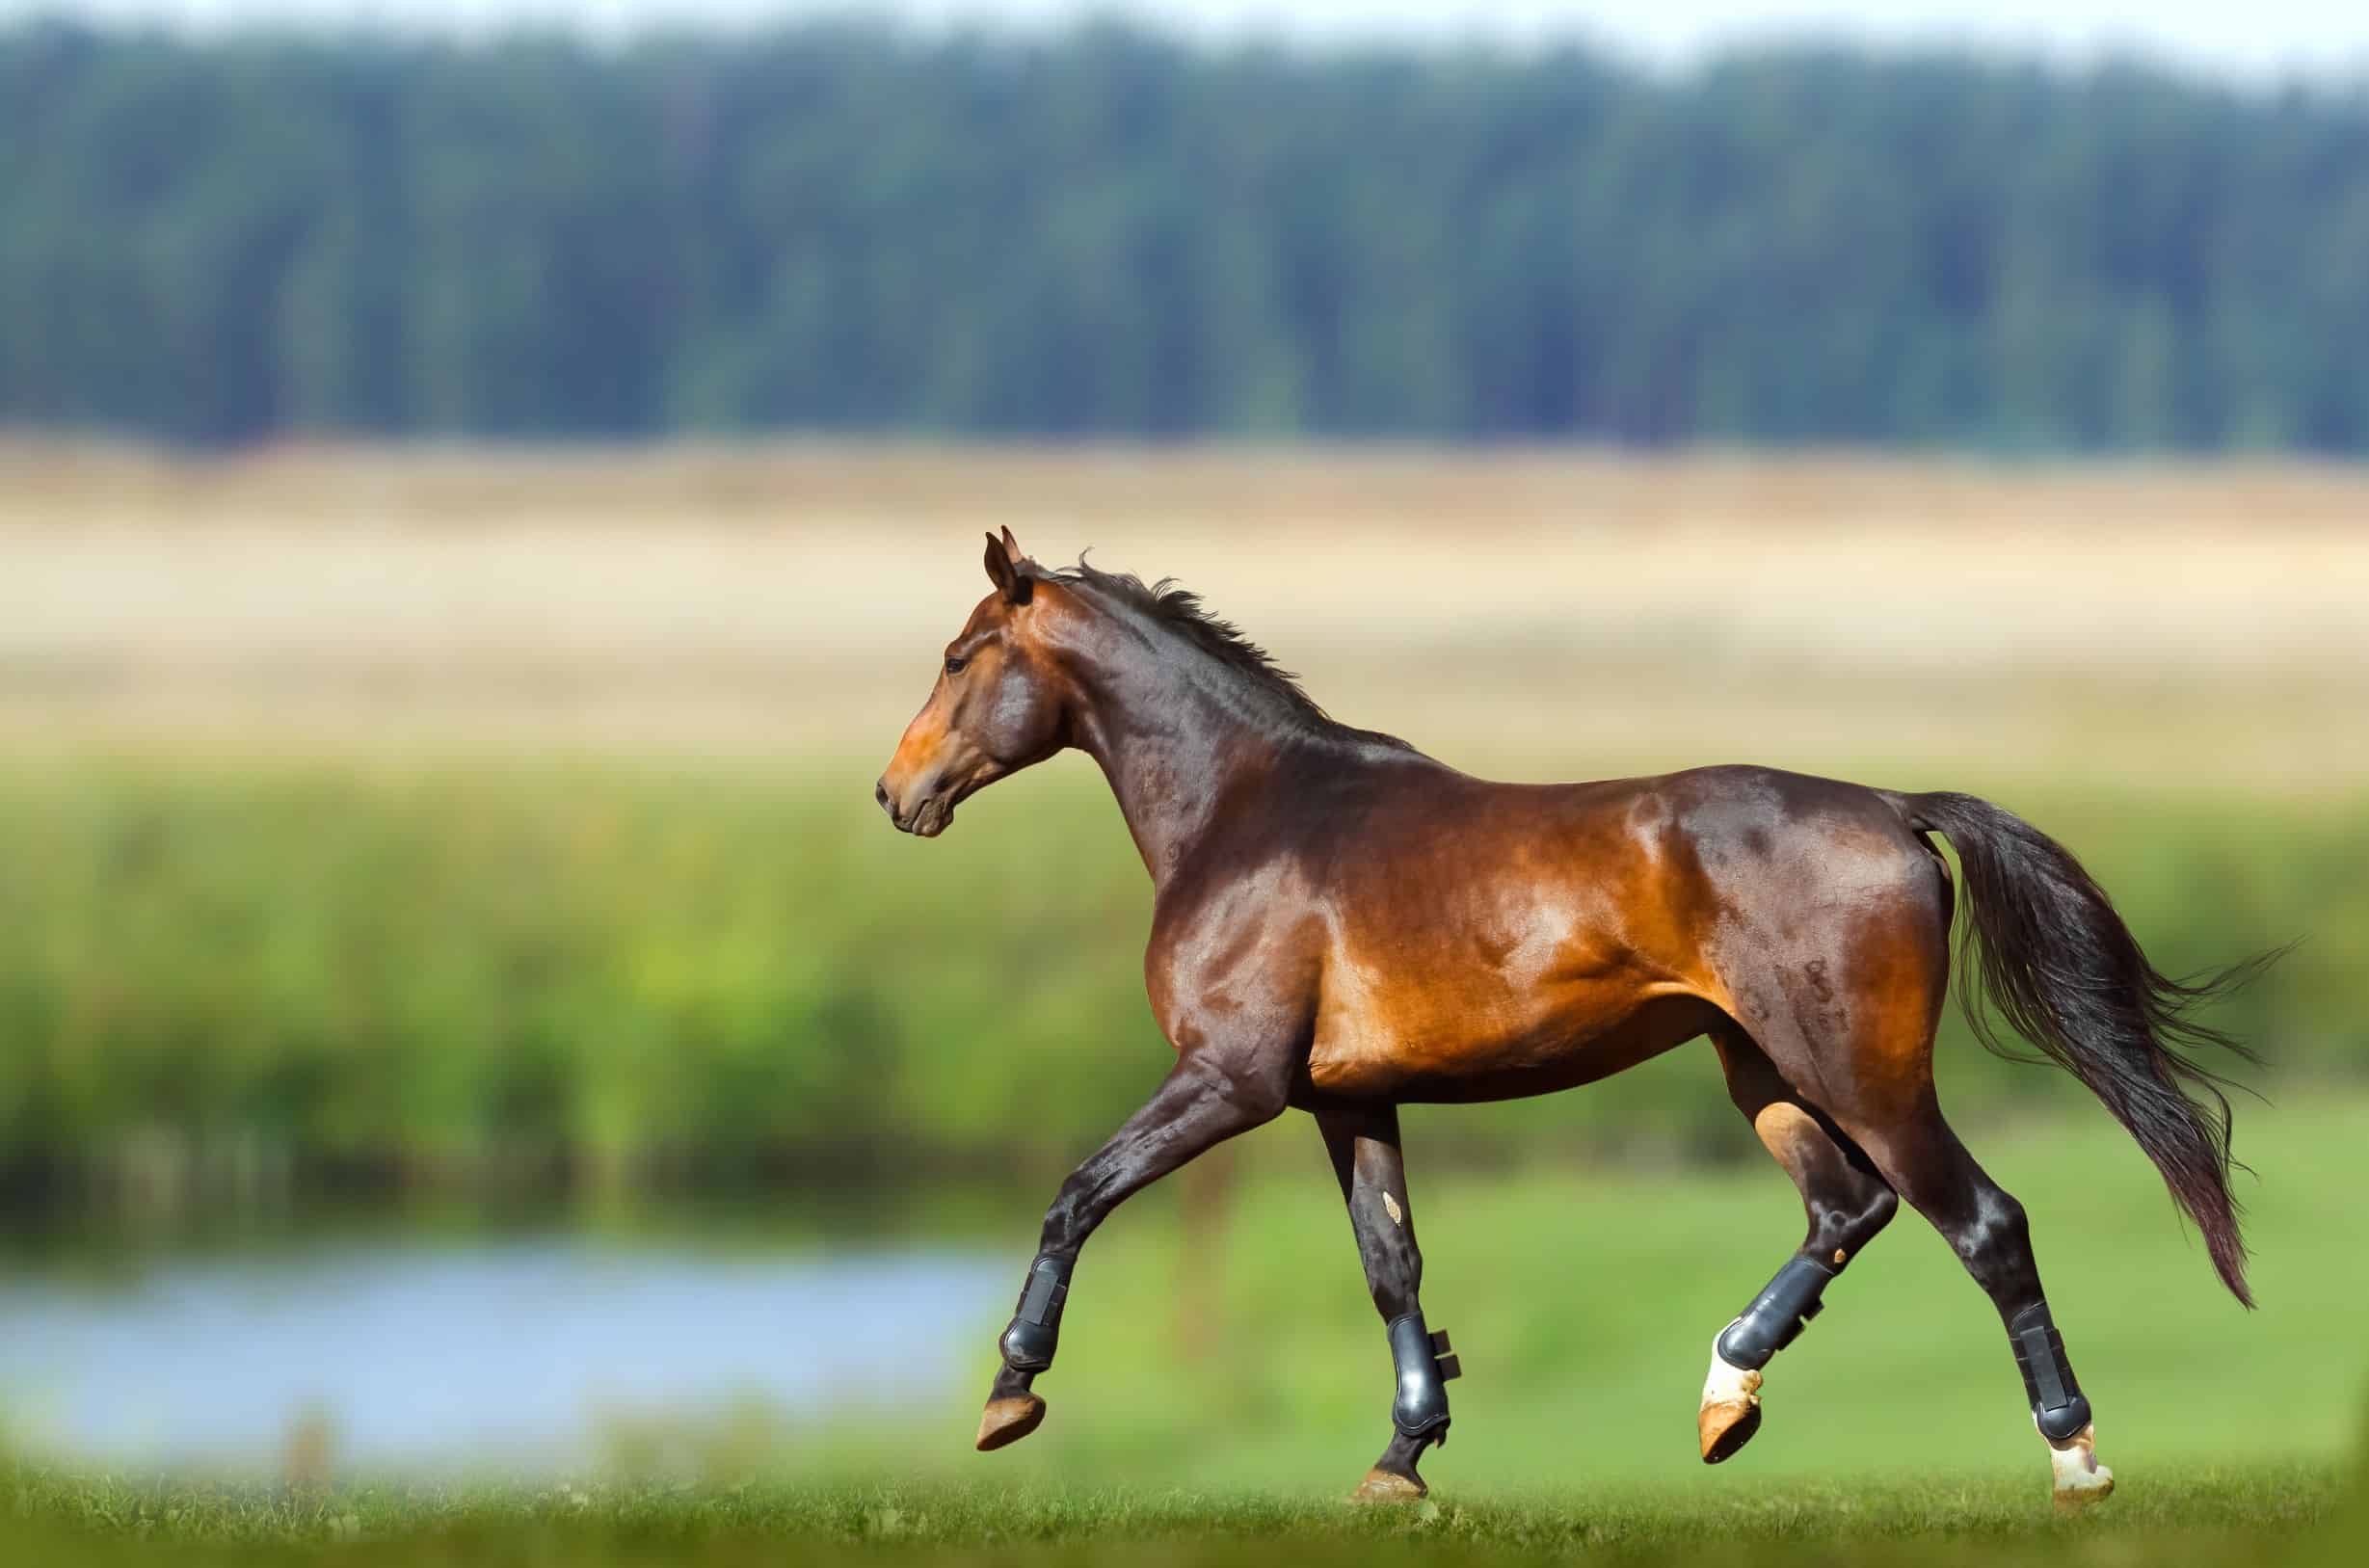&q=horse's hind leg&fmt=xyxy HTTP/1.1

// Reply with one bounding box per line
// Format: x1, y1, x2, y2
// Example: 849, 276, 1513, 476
1698, 1026, 1900, 1463
1316, 1102, 1459, 1503
1842, 1102, 2115, 1507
